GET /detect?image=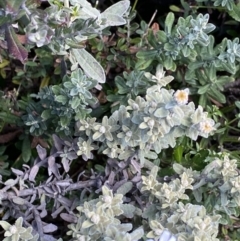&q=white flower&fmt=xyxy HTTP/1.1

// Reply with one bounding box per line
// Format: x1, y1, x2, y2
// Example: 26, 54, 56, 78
199, 119, 215, 134
174, 89, 189, 105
